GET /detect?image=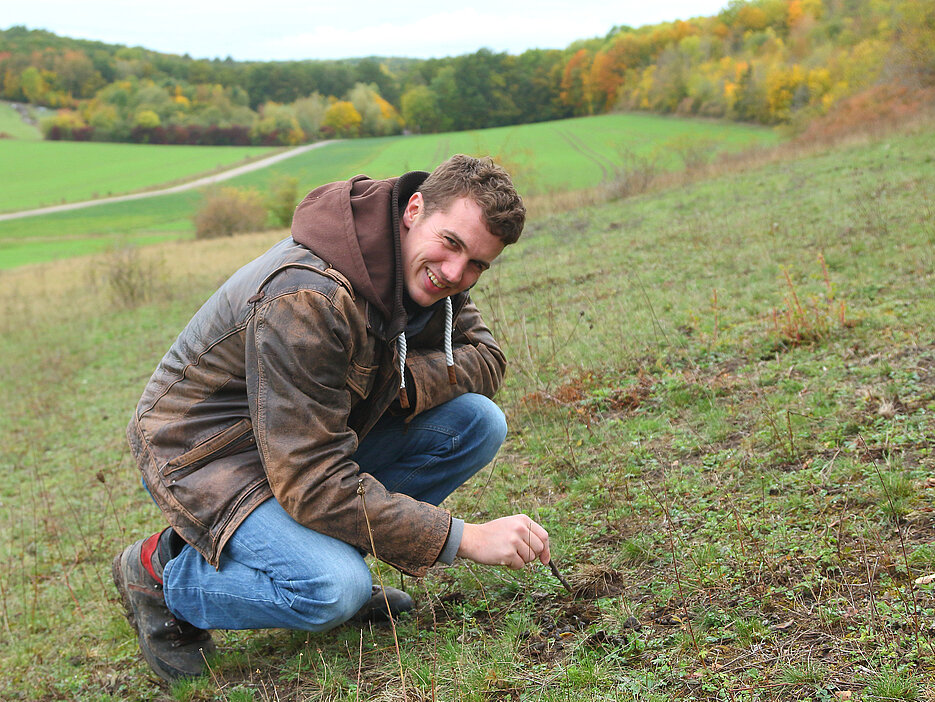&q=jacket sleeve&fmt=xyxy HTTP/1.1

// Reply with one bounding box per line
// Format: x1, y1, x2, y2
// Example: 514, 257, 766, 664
245, 287, 451, 576
403, 296, 507, 417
